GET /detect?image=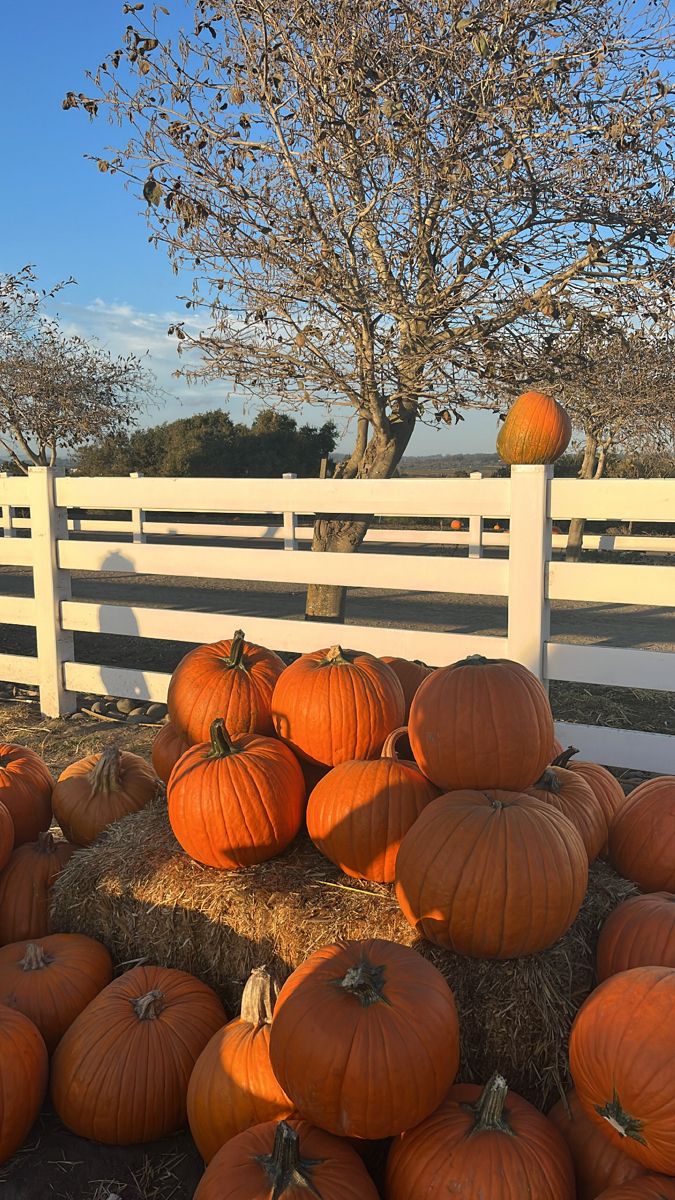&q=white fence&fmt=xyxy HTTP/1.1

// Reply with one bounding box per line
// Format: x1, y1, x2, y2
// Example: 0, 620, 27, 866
0, 466, 673, 773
